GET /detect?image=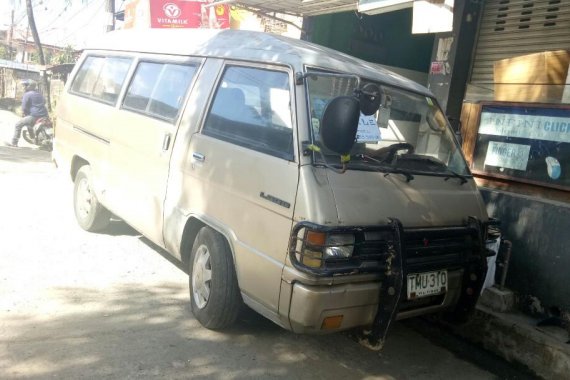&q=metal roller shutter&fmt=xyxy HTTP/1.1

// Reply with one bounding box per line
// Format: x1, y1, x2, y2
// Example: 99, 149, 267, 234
471, 0, 570, 84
